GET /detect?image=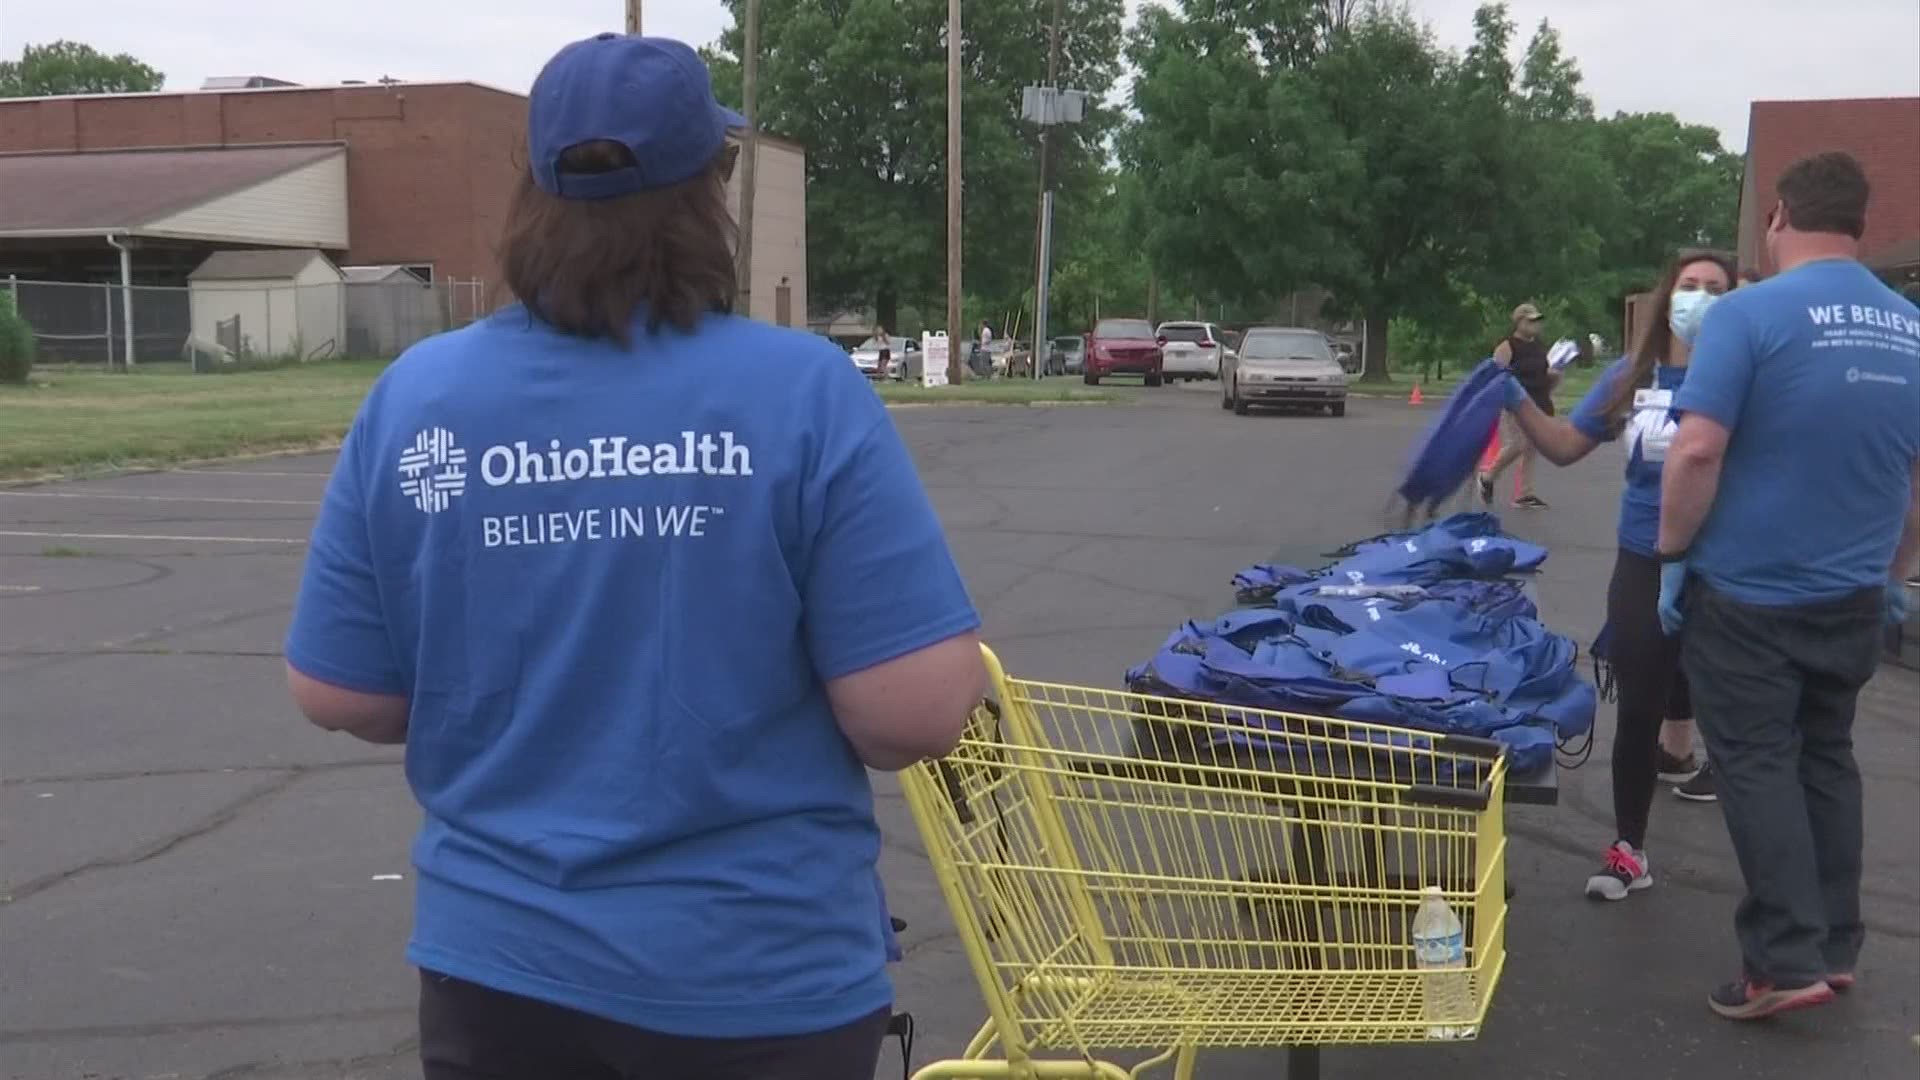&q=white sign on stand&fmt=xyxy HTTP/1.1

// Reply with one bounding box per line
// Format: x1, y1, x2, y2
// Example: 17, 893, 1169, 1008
921, 331, 951, 387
